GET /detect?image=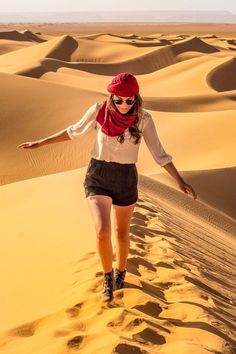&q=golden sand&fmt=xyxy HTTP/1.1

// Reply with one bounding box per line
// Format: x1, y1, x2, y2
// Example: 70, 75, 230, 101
0, 25, 235, 354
